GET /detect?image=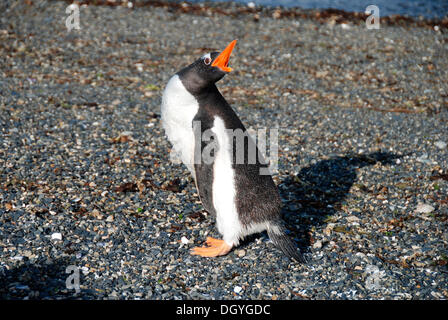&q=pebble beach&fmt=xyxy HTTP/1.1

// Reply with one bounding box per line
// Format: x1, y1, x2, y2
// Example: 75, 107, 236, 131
0, 0, 447, 299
